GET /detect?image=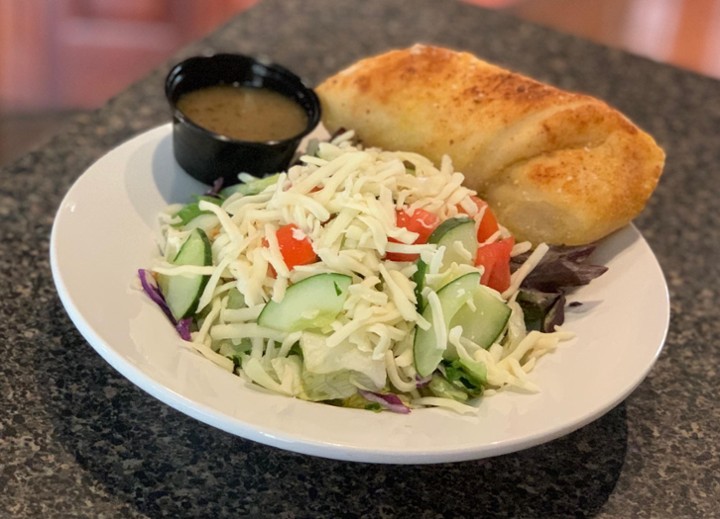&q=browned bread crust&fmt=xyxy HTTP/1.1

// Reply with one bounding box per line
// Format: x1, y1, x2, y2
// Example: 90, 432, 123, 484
316, 44, 665, 245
